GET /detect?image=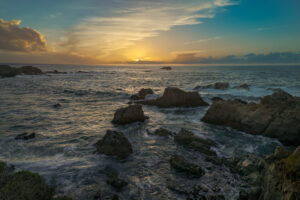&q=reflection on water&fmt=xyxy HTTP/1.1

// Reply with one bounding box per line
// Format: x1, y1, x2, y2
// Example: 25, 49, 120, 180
0, 65, 299, 199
